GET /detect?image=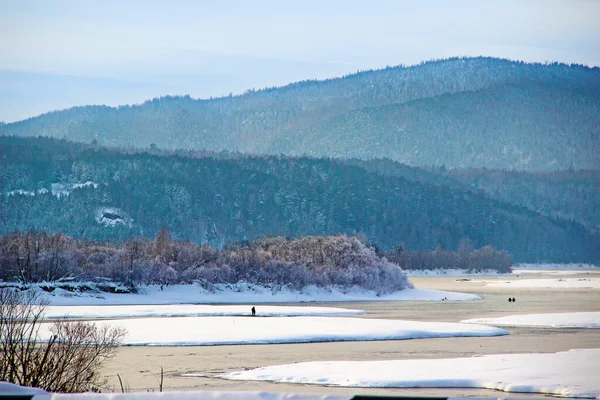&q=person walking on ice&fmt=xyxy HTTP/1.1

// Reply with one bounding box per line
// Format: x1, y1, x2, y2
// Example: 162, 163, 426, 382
251, 306, 256, 316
